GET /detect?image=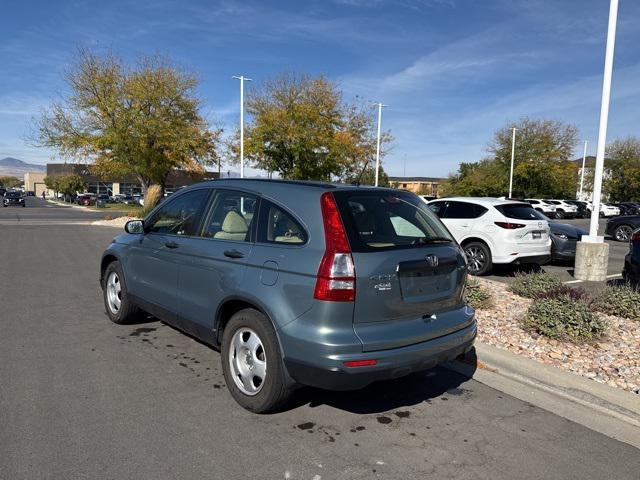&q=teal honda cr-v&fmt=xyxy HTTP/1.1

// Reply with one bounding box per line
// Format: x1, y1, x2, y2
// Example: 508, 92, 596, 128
100, 179, 476, 412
